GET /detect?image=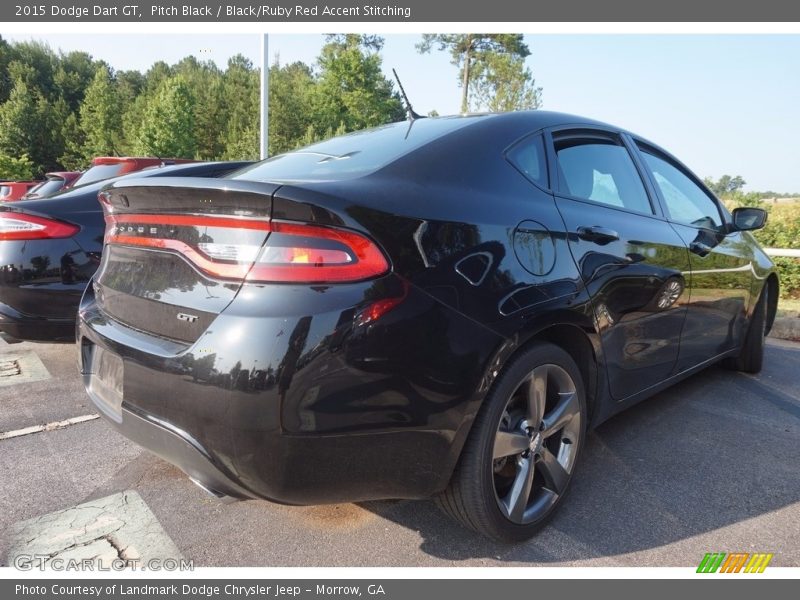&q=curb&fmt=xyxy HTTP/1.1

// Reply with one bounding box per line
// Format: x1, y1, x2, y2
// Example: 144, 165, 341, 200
769, 316, 800, 342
